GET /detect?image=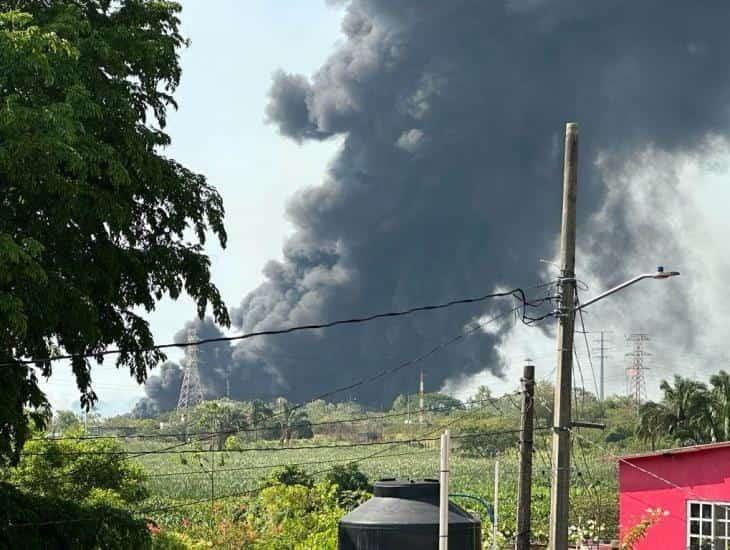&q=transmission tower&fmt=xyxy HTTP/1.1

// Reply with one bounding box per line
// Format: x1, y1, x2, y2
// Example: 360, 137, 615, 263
177, 326, 205, 422
625, 333, 651, 413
